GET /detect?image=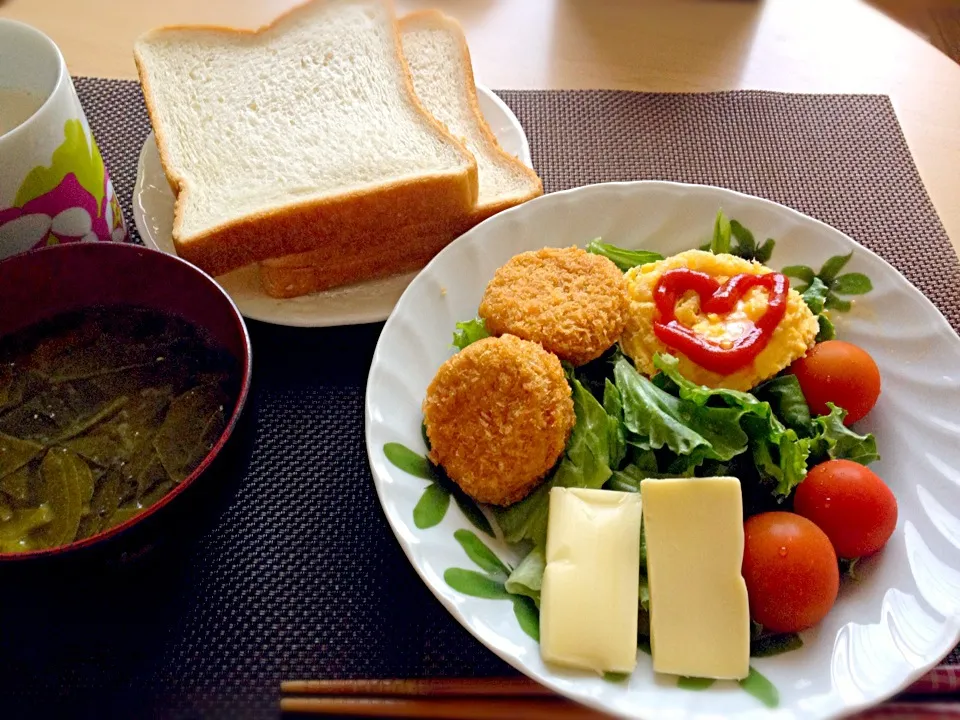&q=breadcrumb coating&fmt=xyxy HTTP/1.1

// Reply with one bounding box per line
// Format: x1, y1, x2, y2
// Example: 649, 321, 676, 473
478, 247, 628, 366
423, 334, 574, 506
